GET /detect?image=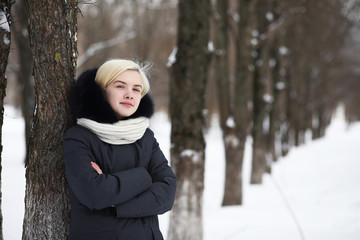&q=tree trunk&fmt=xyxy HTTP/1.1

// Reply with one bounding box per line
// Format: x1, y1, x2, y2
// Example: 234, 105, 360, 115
213, 0, 244, 206
220, 0, 256, 206
0, 2, 14, 239
222, 128, 246, 205
167, 0, 211, 239
269, 32, 289, 162
22, 1, 77, 239
12, 0, 34, 165
250, 60, 267, 184
250, 1, 271, 184
235, 0, 256, 135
